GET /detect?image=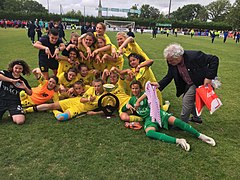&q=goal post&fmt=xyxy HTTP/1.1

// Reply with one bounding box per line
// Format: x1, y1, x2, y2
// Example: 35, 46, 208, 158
104, 20, 135, 32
